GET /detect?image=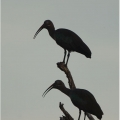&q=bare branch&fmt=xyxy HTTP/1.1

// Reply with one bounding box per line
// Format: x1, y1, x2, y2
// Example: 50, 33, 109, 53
57, 62, 95, 120
59, 102, 74, 120
60, 116, 69, 120
57, 62, 76, 89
